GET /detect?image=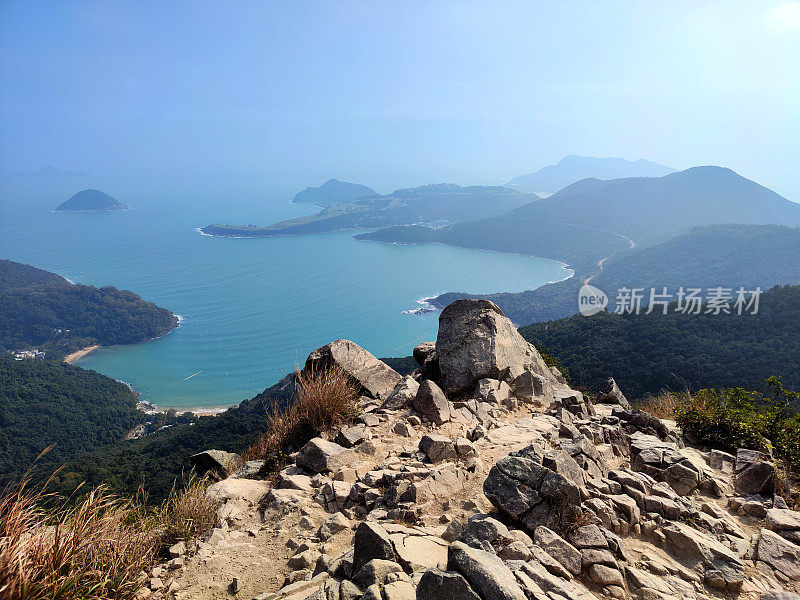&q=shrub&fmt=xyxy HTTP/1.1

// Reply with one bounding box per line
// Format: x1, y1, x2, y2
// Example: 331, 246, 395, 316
244, 366, 359, 466
674, 377, 800, 475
